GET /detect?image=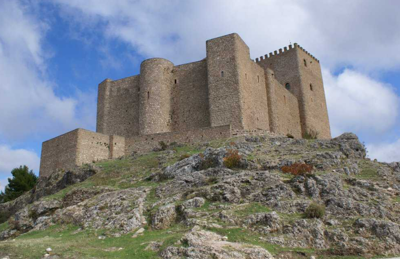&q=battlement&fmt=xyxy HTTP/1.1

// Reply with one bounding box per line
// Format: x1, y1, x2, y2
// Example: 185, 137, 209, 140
255, 43, 319, 63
